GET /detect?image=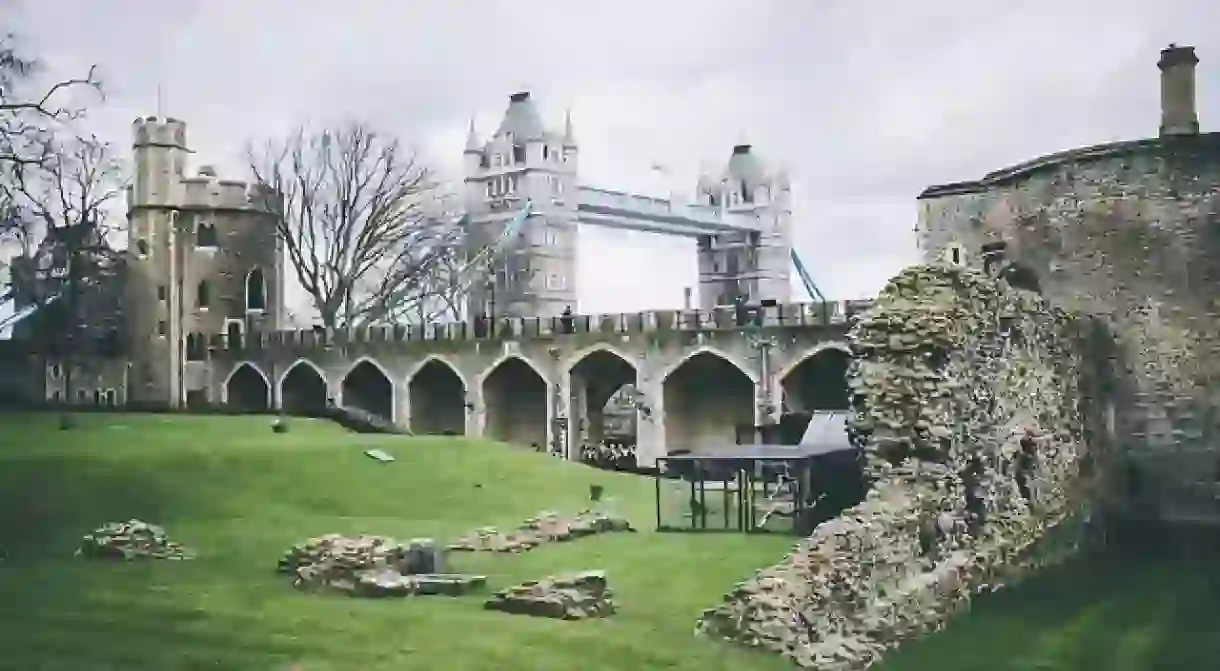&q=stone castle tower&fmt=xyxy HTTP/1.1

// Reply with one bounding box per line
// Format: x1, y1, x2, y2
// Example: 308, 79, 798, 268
694, 144, 793, 309
125, 116, 282, 408
462, 92, 579, 318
